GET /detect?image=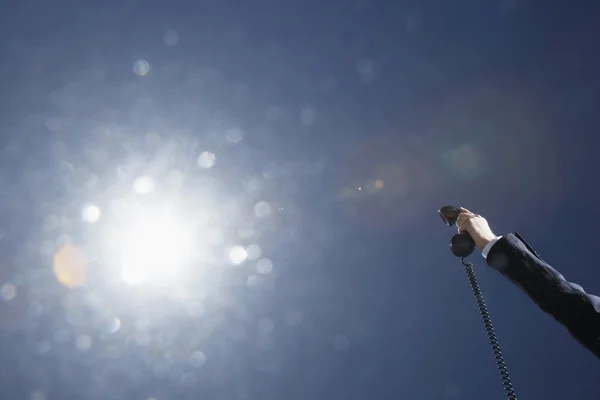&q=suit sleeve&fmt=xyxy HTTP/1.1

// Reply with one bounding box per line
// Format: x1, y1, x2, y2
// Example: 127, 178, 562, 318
486, 233, 600, 358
